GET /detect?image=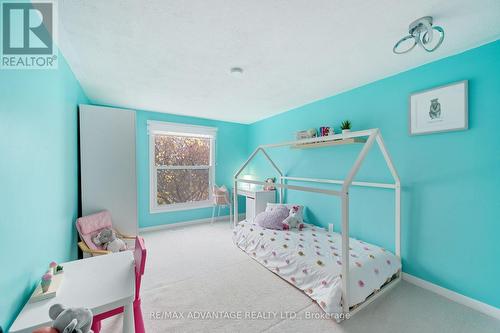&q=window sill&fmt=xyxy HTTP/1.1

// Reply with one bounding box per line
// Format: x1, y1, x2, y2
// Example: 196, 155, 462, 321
150, 201, 214, 214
